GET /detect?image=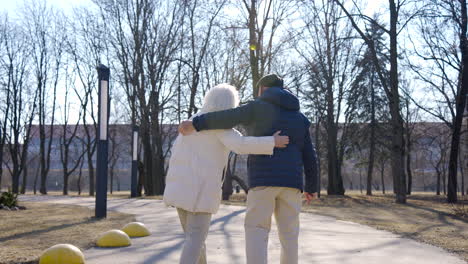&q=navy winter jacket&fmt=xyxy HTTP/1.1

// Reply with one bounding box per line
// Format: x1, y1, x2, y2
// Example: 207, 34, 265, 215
192, 86, 318, 193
